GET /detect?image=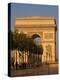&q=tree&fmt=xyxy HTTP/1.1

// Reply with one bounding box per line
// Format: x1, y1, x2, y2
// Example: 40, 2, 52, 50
13, 31, 27, 69
10, 30, 43, 69
9, 30, 14, 50
33, 44, 43, 66
25, 37, 36, 68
